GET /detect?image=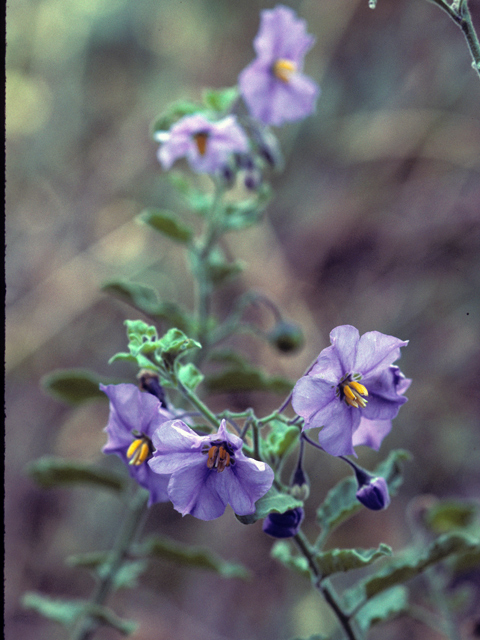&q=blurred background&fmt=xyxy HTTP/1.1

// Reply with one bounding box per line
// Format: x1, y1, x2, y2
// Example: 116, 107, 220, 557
5, 0, 480, 638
